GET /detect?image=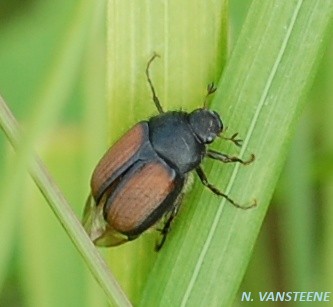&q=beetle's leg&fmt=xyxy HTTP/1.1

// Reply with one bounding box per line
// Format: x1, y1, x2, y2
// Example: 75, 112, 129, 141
155, 199, 182, 251
203, 82, 217, 108
207, 149, 255, 165
196, 166, 256, 210
221, 132, 244, 147
155, 214, 173, 252
146, 53, 164, 114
